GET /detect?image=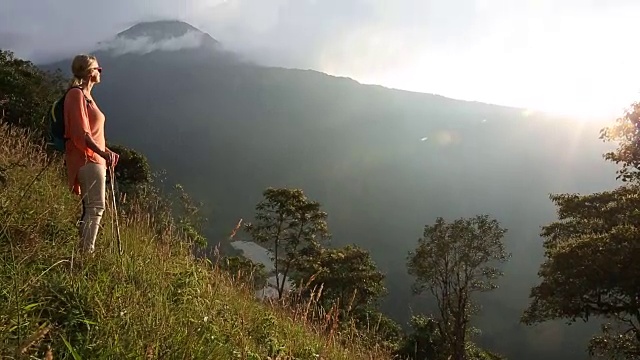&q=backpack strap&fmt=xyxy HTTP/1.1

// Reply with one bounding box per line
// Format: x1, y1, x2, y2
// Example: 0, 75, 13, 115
67, 86, 91, 104
60, 86, 91, 143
